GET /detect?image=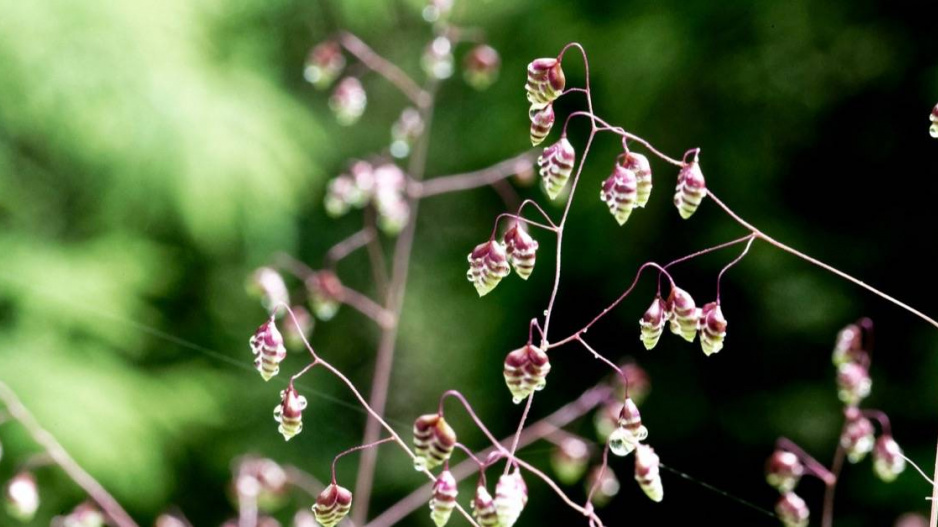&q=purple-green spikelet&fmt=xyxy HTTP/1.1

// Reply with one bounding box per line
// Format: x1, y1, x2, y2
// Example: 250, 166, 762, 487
765, 450, 803, 492
667, 286, 698, 343
639, 296, 668, 350
775, 492, 809, 527
429, 470, 458, 527
464, 44, 500, 90
471, 484, 499, 527
312, 484, 352, 527
304, 41, 345, 90
673, 156, 707, 219
525, 58, 565, 110
699, 302, 727, 356
412, 414, 457, 471
494, 470, 528, 527
623, 152, 653, 208
329, 77, 366, 126
250, 317, 287, 381
503, 343, 551, 403
634, 444, 663, 502
503, 225, 539, 280
467, 240, 511, 296
529, 104, 555, 146
274, 385, 308, 441
600, 163, 638, 226
872, 435, 906, 482
537, 138, 575, 200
